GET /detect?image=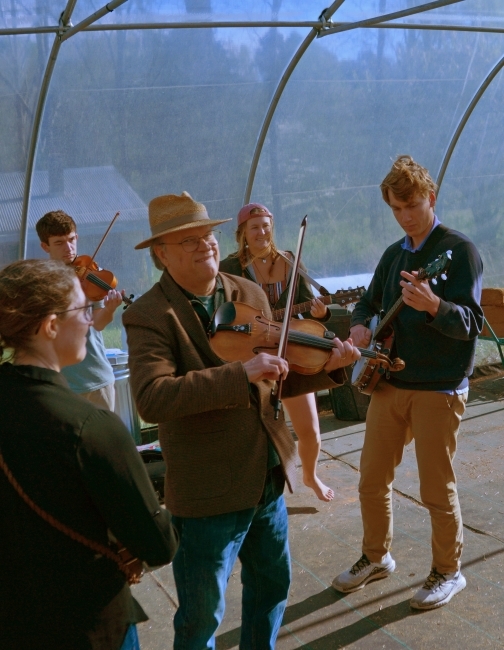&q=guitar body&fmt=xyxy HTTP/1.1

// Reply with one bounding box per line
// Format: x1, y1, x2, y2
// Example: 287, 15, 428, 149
271, 286, 365, 322
351, 316, 395, 395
